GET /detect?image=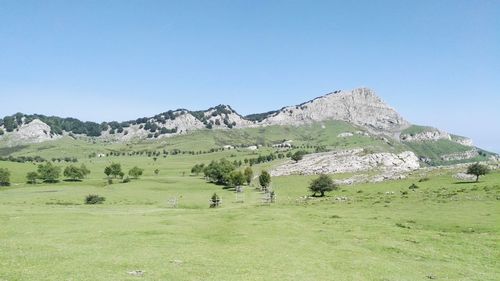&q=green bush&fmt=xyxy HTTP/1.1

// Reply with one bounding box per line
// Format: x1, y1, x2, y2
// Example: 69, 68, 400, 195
85, 194, 106, 205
